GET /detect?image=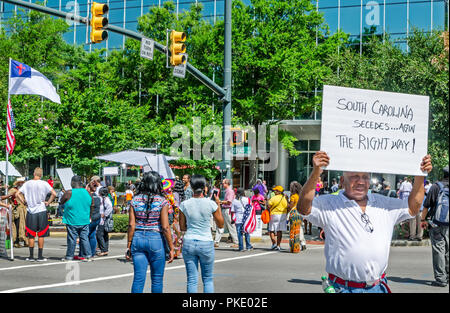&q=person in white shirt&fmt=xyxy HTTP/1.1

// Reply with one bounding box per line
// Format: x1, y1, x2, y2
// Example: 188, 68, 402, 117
398, 177, 413, 200
297, 151, 432, 293
231, 188, 254, 252
16, 167, 57, 262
